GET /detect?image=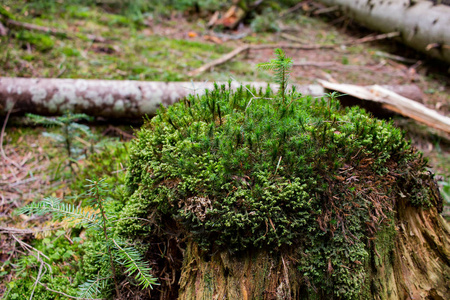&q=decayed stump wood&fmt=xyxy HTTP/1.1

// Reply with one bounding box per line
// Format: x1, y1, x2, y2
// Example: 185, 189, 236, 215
177, 197, 450, 299
317, 0, 450, 63
0, 77, 426, 120
178, 242, 303, 300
